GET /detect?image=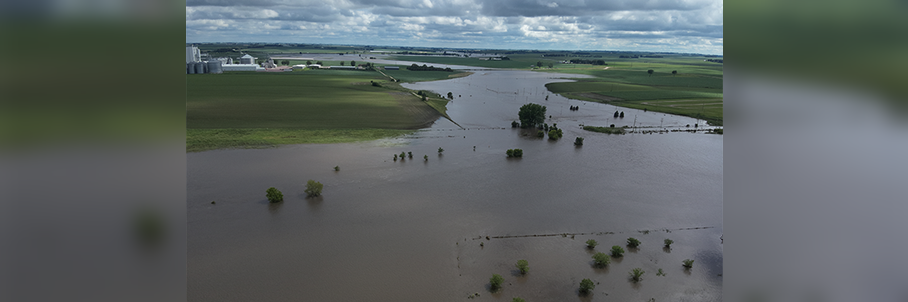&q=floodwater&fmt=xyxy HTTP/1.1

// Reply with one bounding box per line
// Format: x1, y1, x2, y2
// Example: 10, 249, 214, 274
188, 69, 722, 301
